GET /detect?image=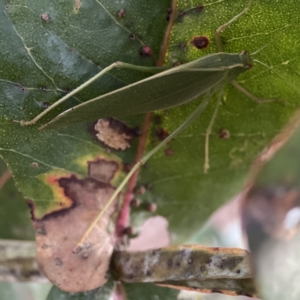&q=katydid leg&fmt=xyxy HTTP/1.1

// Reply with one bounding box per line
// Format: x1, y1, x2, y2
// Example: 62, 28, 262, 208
20, 62, 168, 126
74, 97, 210, 251
215, 0, 253, 52
204, 91, 222, 174
231, 80, 277, 104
